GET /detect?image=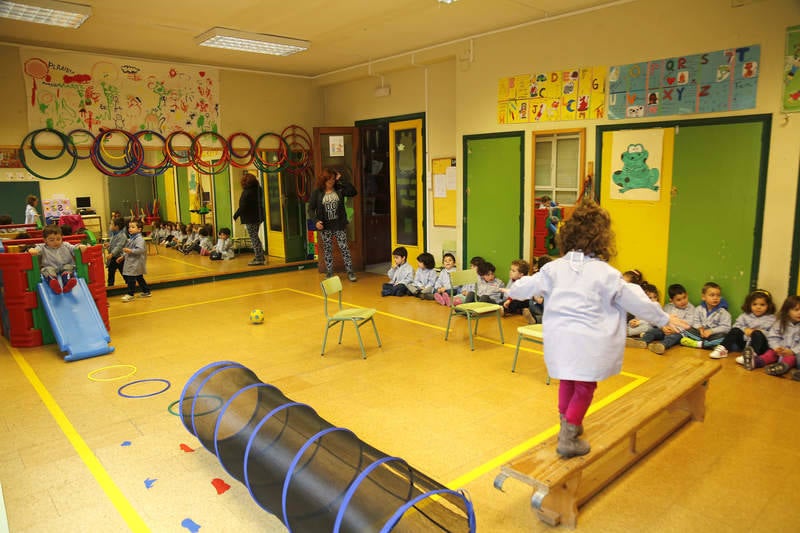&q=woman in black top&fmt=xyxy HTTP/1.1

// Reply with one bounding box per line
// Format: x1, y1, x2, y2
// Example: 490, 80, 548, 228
233, 172, 265, 266
307, 167, 357, 281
